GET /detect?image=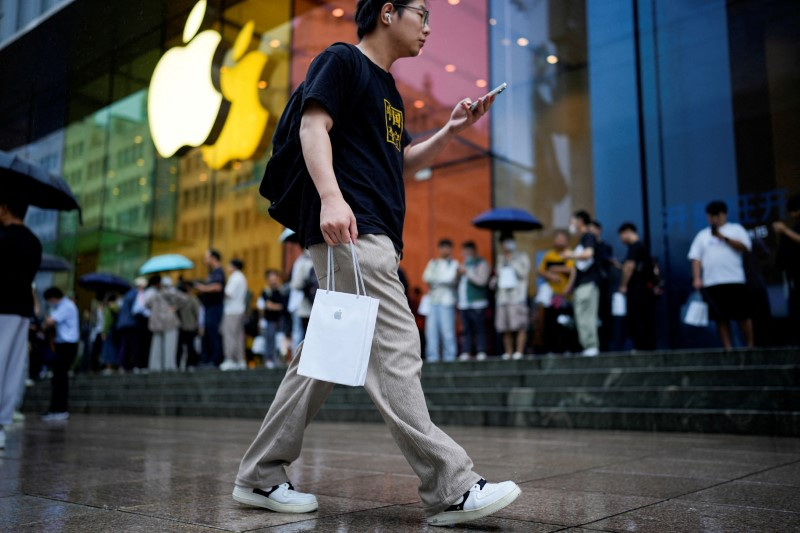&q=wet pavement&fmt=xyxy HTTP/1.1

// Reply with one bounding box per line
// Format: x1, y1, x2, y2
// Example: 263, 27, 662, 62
2, 414, 800, 532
